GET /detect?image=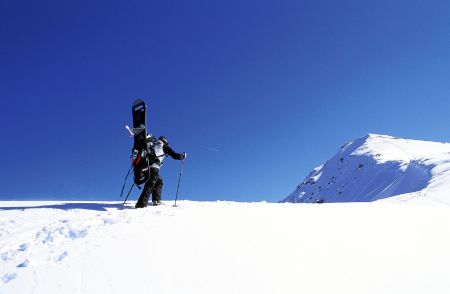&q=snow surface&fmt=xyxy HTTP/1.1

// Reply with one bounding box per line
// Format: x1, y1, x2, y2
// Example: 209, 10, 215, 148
282, 134, 450, 204
1, 200, 450, 294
